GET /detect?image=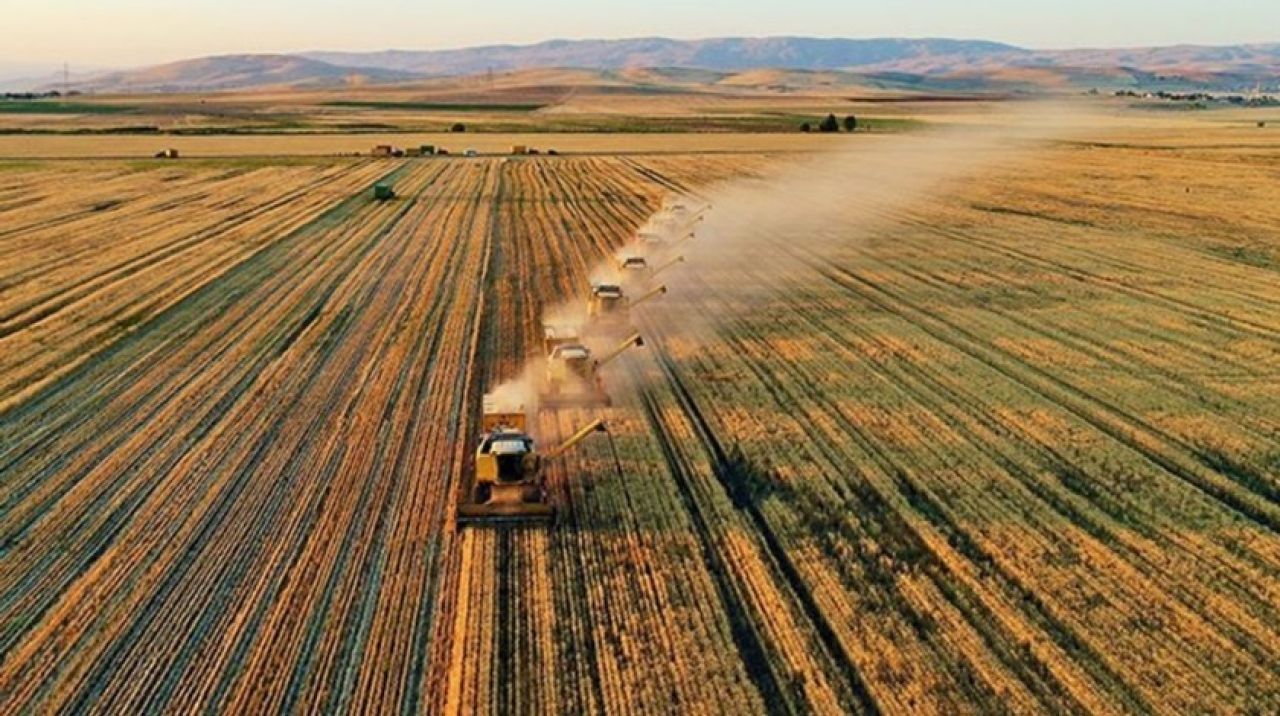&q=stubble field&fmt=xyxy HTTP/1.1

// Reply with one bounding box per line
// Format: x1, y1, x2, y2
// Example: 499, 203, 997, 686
1, 117, 1279, 714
